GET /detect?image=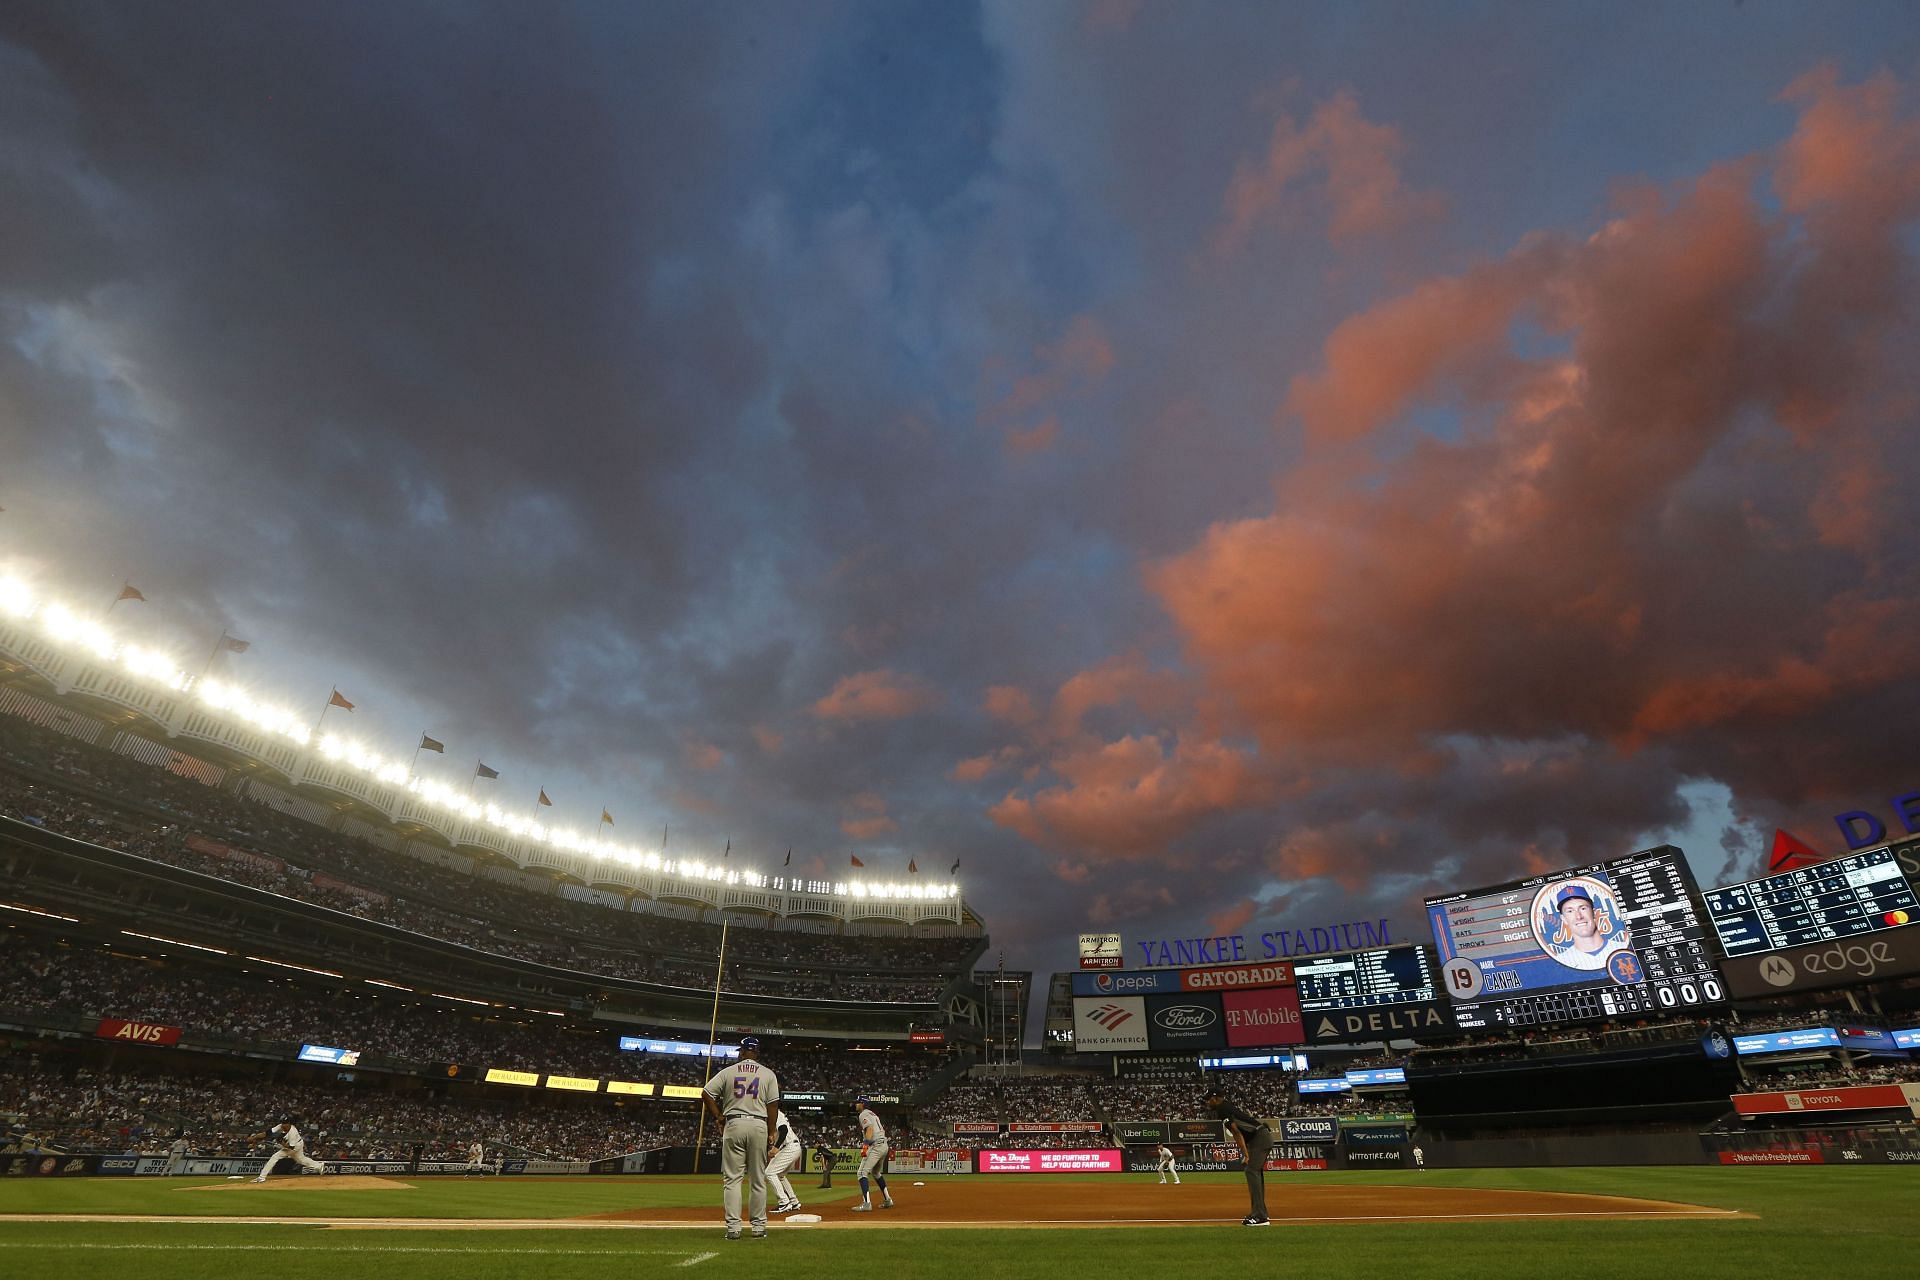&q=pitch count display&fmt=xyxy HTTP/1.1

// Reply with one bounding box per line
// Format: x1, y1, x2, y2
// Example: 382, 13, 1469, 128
1702, 847, 1918, 957
1426, 844, 1725, 1029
